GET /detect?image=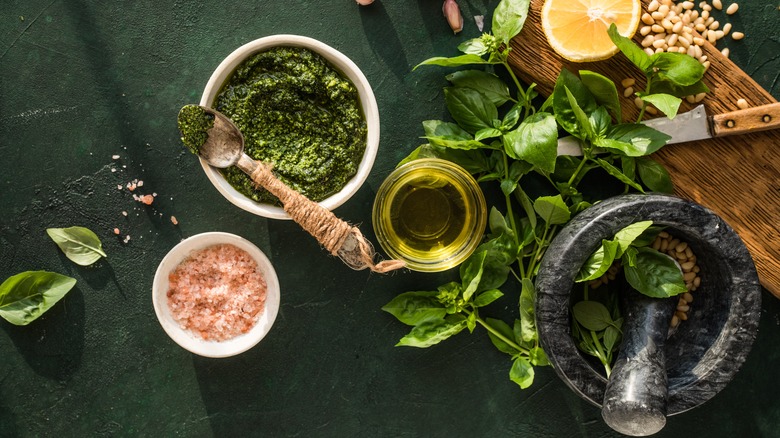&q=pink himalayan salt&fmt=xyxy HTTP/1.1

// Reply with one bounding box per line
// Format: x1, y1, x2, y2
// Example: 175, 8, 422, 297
166, 243, 267, 341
